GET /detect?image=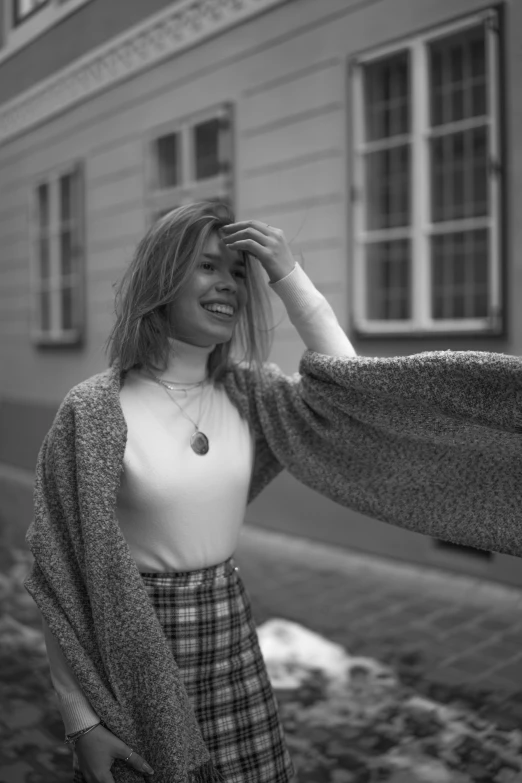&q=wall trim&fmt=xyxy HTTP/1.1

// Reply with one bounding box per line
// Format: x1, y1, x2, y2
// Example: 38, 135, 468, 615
0, 0, 289, 147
